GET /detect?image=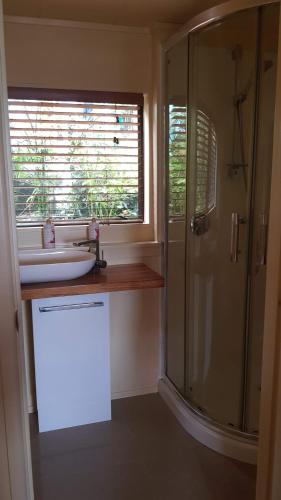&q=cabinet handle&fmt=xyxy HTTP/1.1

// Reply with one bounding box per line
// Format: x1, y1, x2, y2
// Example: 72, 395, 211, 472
39, 301, 104, 313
